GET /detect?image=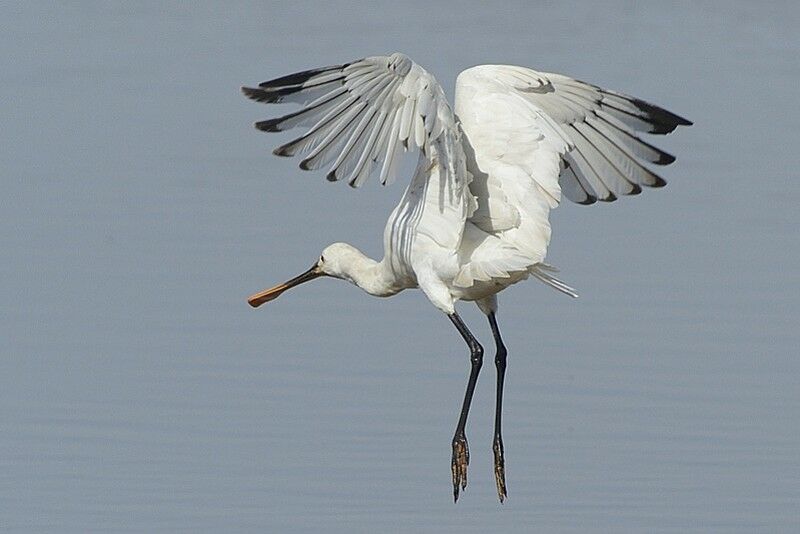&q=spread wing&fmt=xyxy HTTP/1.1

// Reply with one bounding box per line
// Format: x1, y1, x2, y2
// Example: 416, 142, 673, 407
242, 53, 461, 189
498, 66, 693, 204
452, 65, 691, 291
243, 53, 478, 255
